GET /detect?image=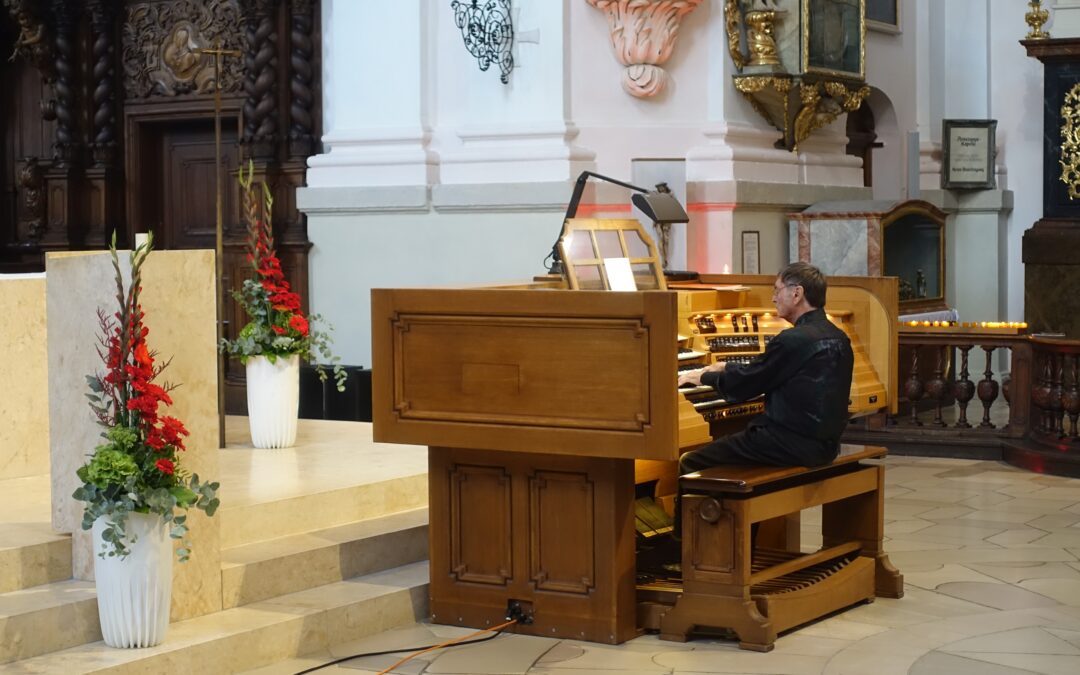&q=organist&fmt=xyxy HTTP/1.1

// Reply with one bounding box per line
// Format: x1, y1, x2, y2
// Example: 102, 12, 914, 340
677, 262, 853, 470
